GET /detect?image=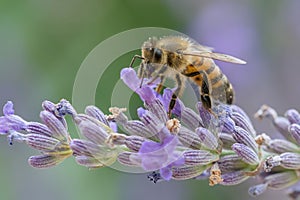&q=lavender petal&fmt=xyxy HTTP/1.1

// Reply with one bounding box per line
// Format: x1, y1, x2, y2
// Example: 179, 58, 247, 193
3, 101, 14, 115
